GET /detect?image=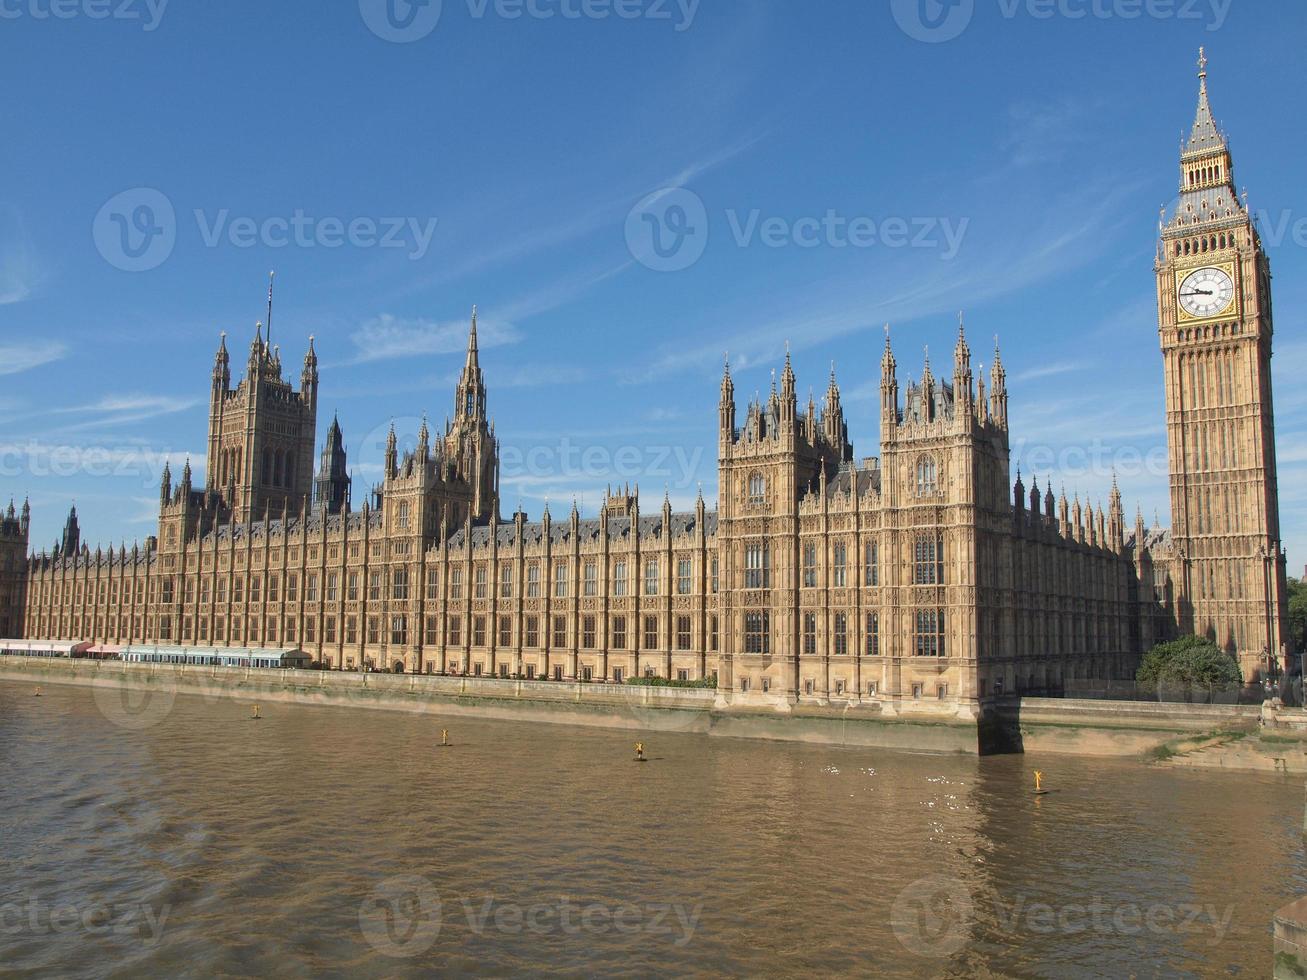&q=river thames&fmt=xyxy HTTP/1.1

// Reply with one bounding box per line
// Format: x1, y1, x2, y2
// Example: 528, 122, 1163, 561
0, 679, 1300, 977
